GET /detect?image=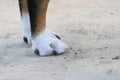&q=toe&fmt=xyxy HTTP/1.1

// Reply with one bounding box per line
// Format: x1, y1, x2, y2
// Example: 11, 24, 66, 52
51, 39, 69, 55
